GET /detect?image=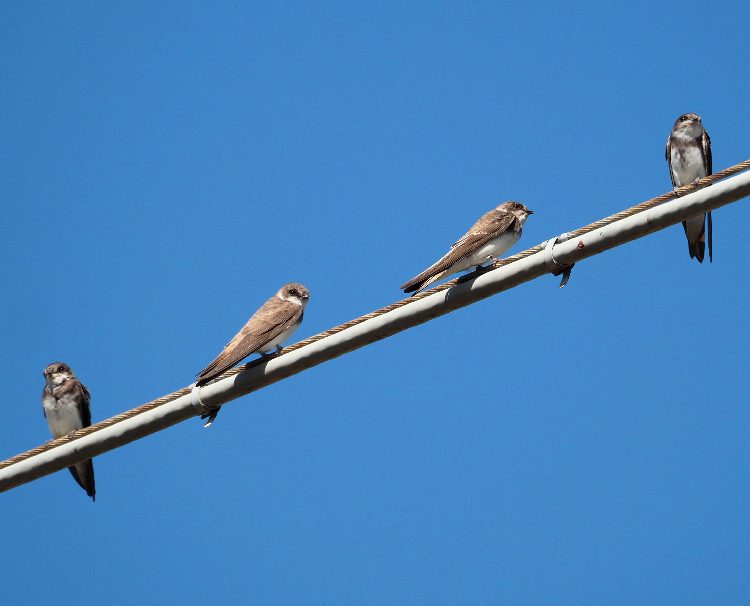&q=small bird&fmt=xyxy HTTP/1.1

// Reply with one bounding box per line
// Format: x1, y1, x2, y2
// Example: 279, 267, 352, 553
666, 113, 713, 262
195, 283, 310, 425
400, 201, 533, 294
41, 362, 96, 501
